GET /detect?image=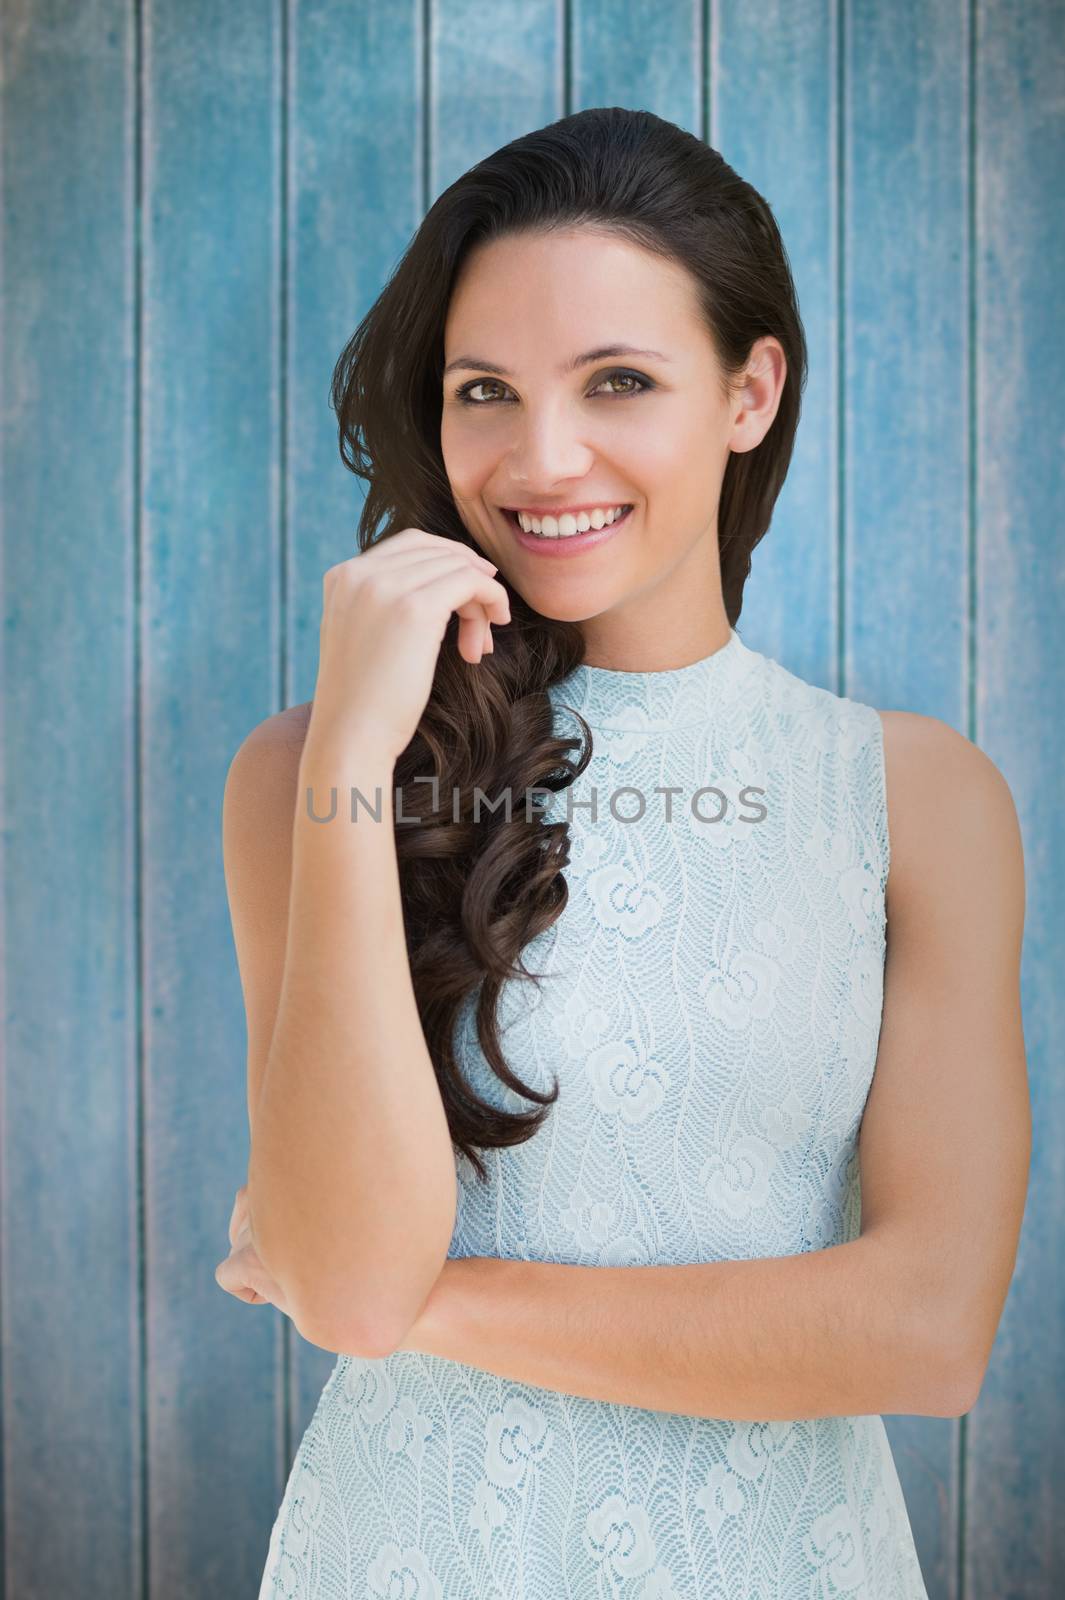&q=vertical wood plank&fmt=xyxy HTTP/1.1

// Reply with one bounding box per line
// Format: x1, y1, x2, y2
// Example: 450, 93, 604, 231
1, 4, 142, 1597
845, 1, 972, 1593
2, 2, 1056, 1593
569, 0, 702, 130
284, 0, 427, 1465
846, 0, 973, 723
142, 2, 281, 1593
969, 1, 1065, 1595
433, 0, 561, 198
716, 0, 838, 689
